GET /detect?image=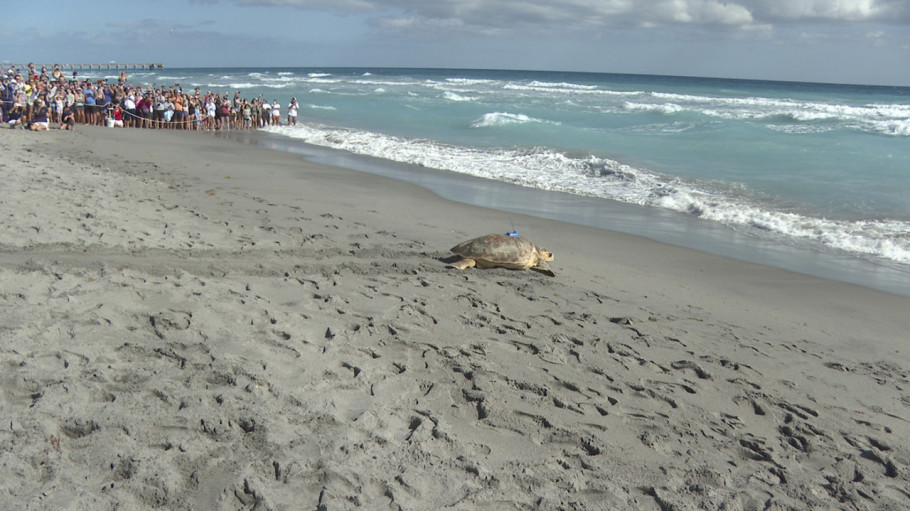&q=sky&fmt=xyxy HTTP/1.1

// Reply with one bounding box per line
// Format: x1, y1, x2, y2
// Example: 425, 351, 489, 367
3, 0, 910, 86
